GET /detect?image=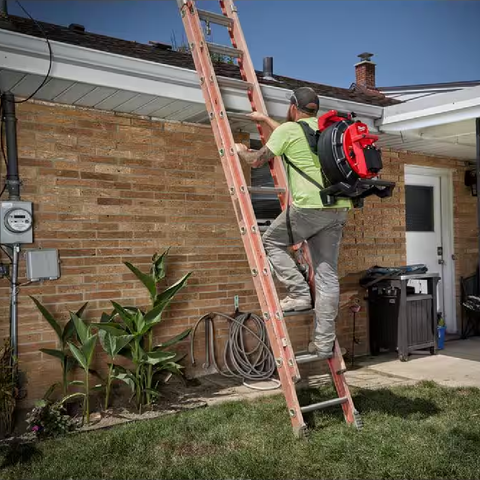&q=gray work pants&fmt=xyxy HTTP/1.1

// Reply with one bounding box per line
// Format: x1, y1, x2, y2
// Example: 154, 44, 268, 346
263, 205, 347, 355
